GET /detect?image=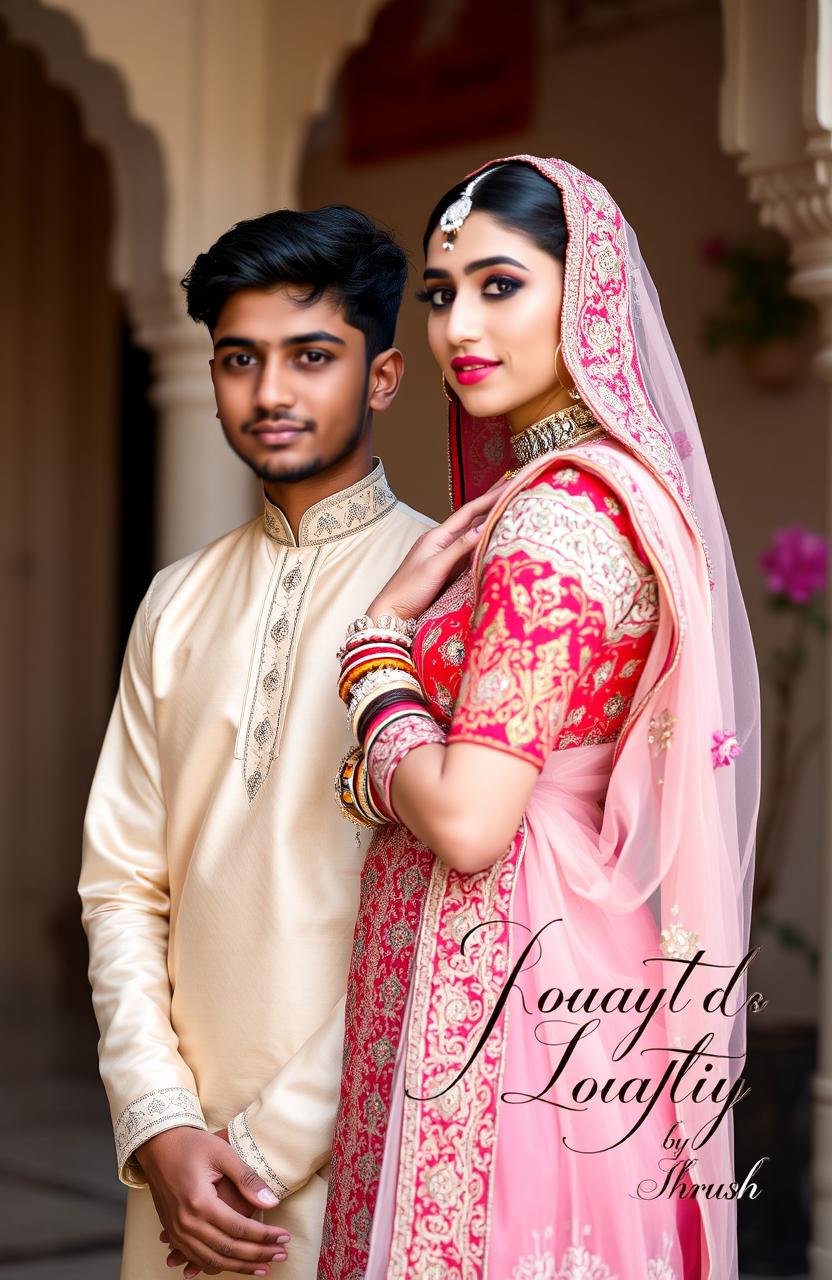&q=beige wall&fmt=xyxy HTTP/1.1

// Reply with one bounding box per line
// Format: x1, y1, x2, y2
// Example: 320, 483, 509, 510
301, 6, 826, 1022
